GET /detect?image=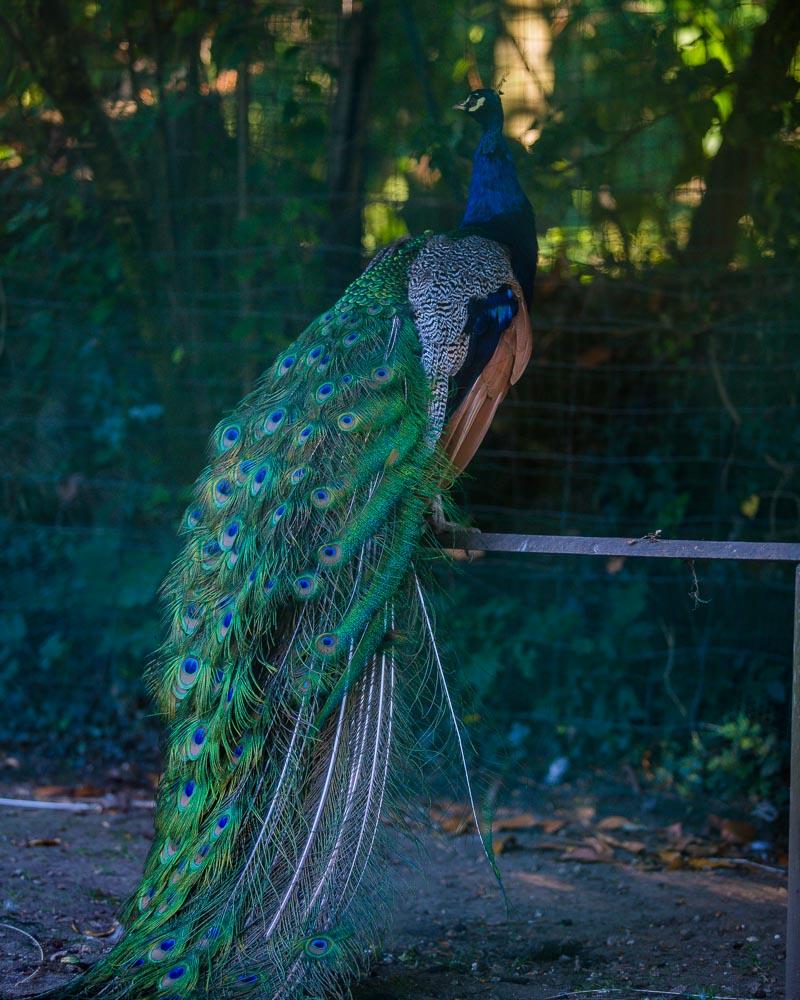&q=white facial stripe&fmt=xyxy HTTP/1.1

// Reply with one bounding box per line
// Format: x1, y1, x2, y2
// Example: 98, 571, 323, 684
469, 95, 486, 112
